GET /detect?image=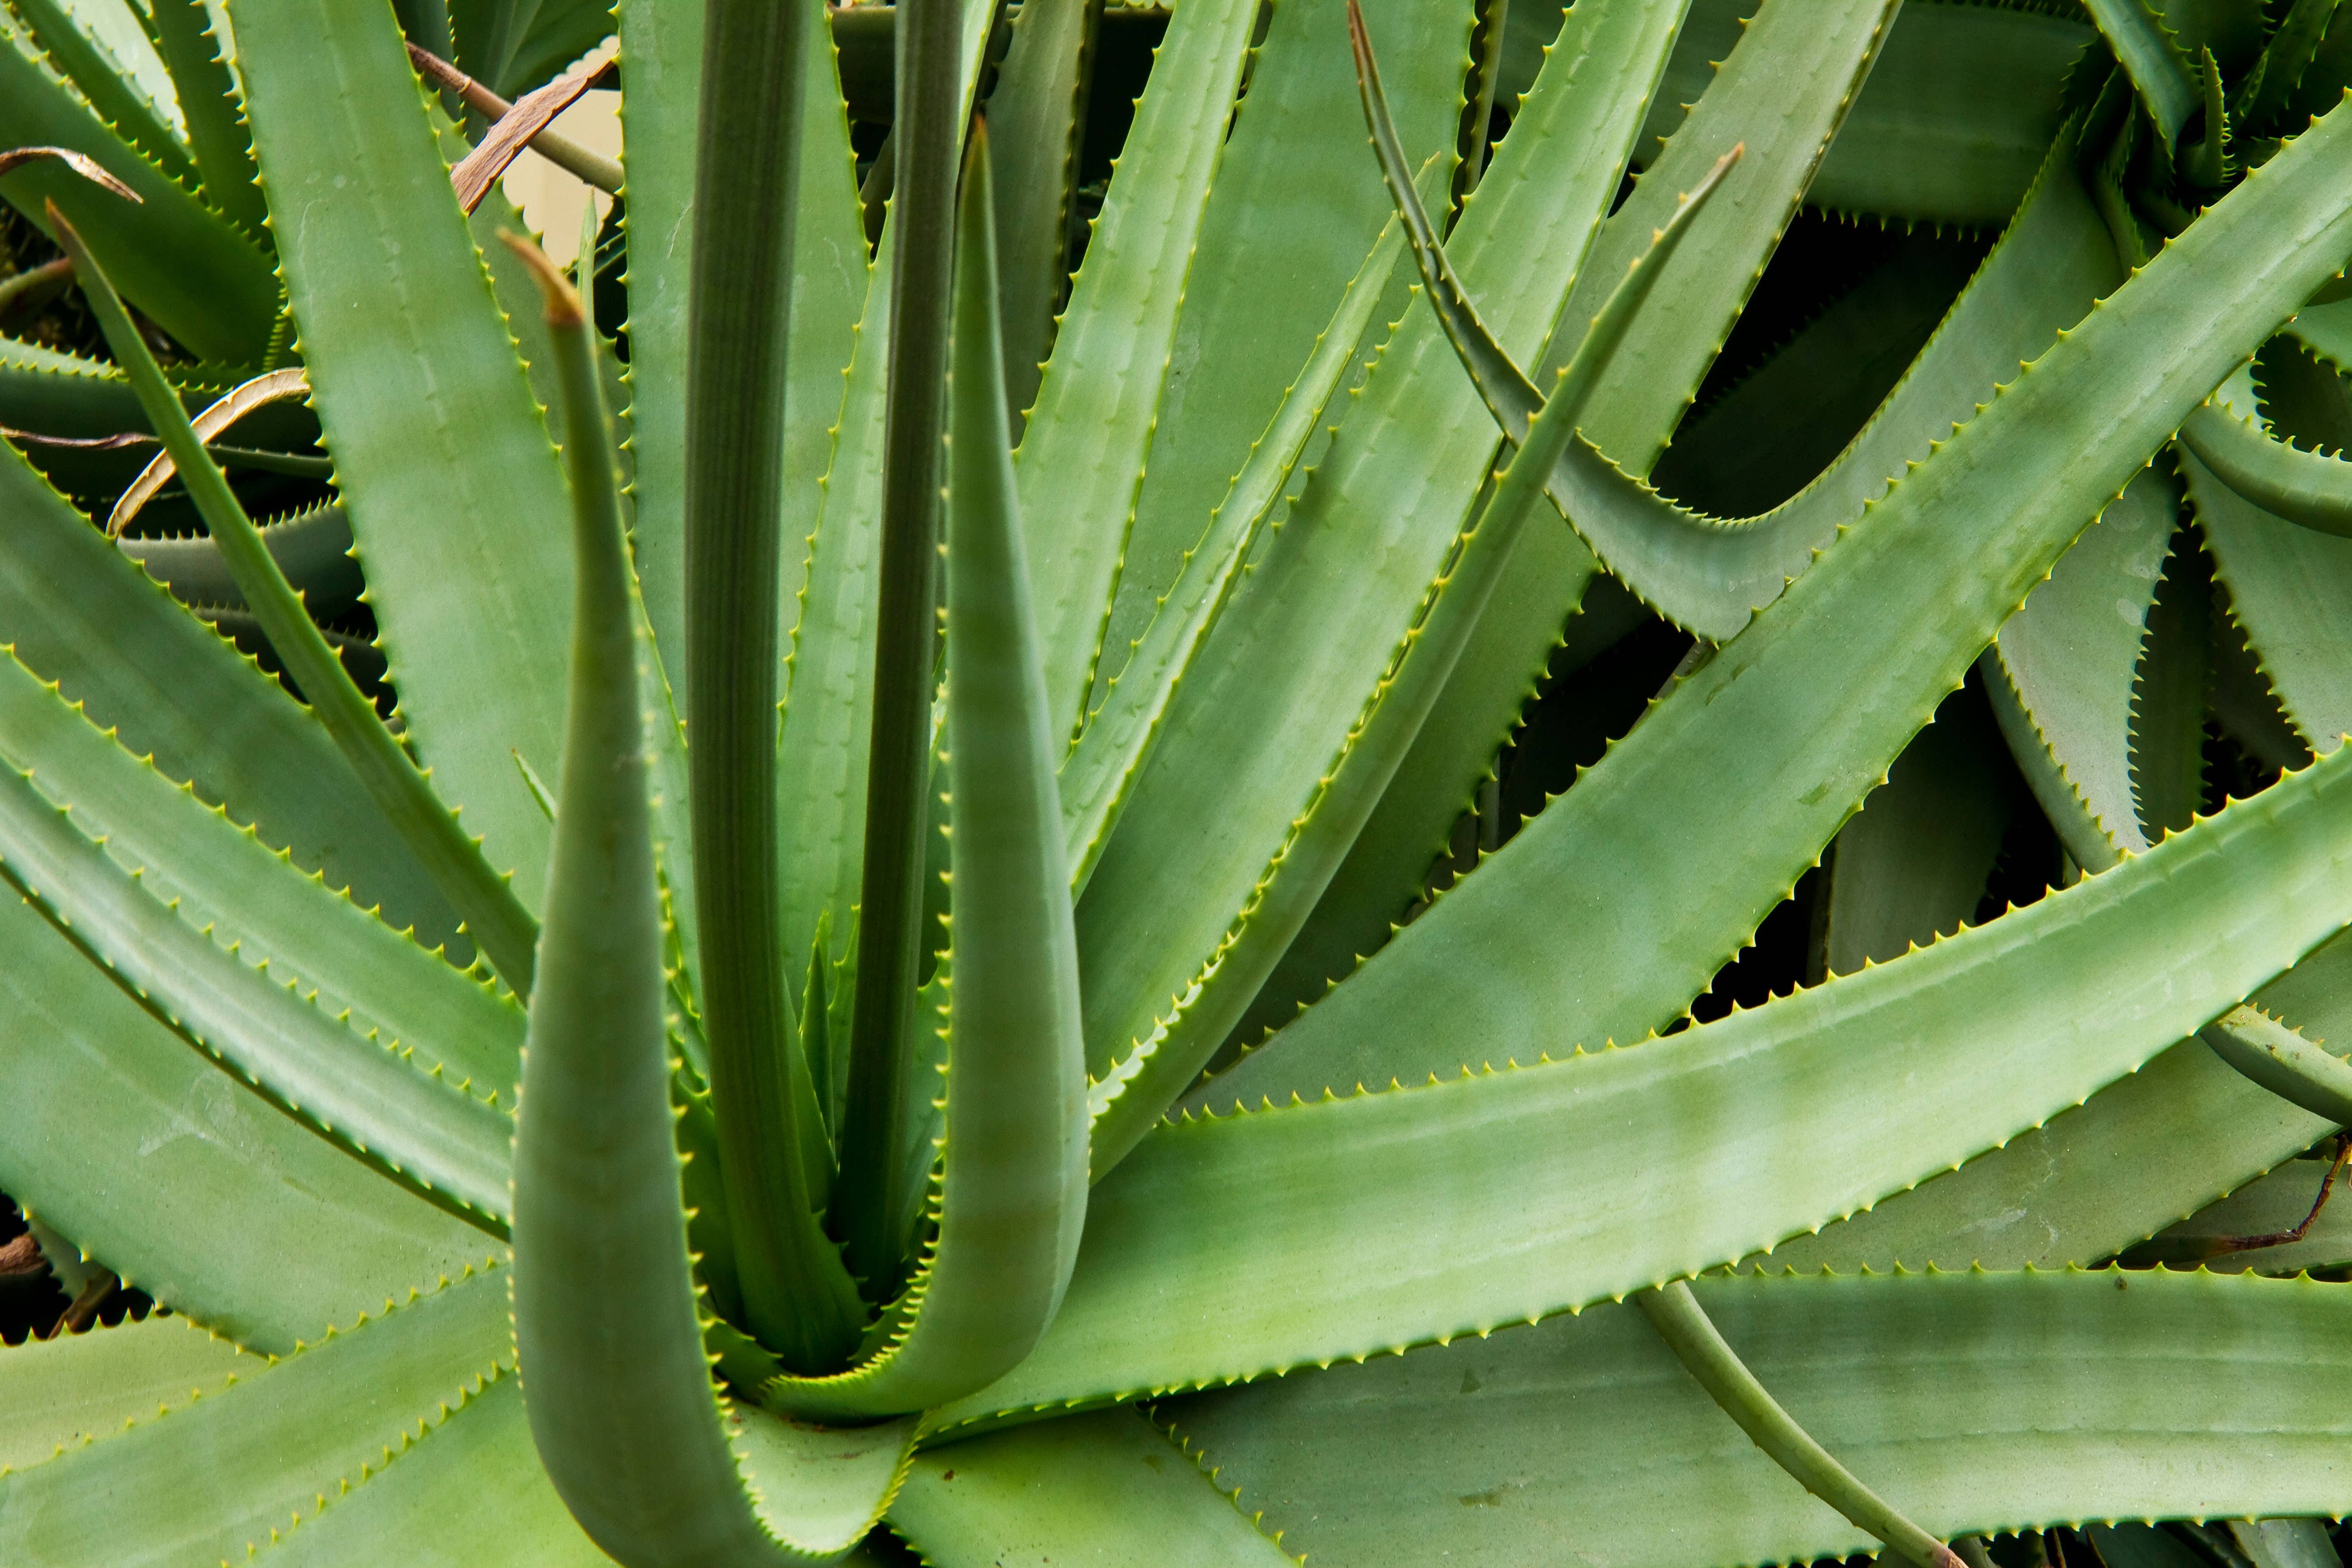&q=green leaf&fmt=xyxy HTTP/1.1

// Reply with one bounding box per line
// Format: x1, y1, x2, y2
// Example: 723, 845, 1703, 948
1011, 0, 1272, 739
888, 1408, 1297, 1567
233, 0, 574, 910
5, 0, 194, 187
2083, 0, 2200, 149
0, 17, 276, 360
1090, 0, 1480, 707
1563, 0, 1899, 480
505, 234, 911, 1562
982, 0, 1100, 432
767, 128, 1087, 1420
242, 1374, 606, 1567
1808, 2, 2092, 228
950, 739, 2352, 1421
0, 439, 462, 953
2183, 435, 2352, 754
117, 501, 362, 621
1771, 930, 2352, 1275
0, 1266, 512, 1566
2179, 395, 2352, 537
2200, 1003, 2352, 1124
0, 640, 522, 1102
1166, 1269, 2352, 1568
1071, 0, 1685, 1112
1059, 157, 1444, 894
2238, 0, 2341, 131
0, 1311, 255, 1473
1379, 116, 2124, 639
769, 0, 995, 1004
2127, 518, 2210, 840
0, 876, 490, 1352
142, 0, 265, 238
616, 0, 865, 702
838, 0, 986, 1295
1635, 1279, 1960, 1568
1216, 95, 2352, 1111
50, 204, 542, 993
1084, 135, 1738, 1174
0, 753, 514, 1232
1823, 687, 2012, 977
1988, 465, 2177, 867
2137, 1153, 2352, 1274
